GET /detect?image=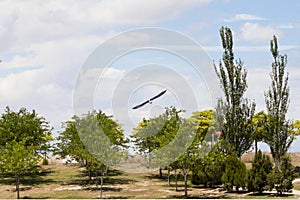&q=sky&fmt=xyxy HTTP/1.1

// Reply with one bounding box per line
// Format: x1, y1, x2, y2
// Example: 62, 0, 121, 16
0, 0, 300, 152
